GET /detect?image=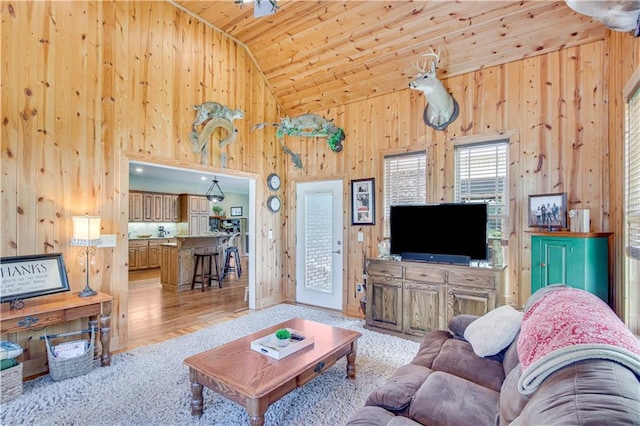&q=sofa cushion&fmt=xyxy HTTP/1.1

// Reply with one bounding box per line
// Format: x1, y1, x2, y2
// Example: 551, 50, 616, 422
501, 331, 520, 376
431, 338, 505, 392
512, 360, 640, 425
365, 364, 433, 412
410, 330, 452, 368
498, 364, 530, 426
346, 406, 399, 426
409, 371, 500, 426
463, 305, 524, 357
